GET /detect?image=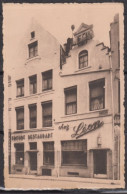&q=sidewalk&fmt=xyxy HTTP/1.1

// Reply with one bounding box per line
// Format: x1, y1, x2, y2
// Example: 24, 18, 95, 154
9, 174, 121, 185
